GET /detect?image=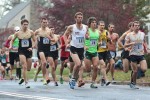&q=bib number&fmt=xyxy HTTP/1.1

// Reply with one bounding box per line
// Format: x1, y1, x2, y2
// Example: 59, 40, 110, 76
90, 39, 97, 46
43, 38, 49, 44
100, 40, 107, 48
110, 51, 116, 58
1, 59, 6, 63
133, 43, 143, 50
50, 45, 57, 51
21, 40, 29, 47
76, 37, 84, 44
